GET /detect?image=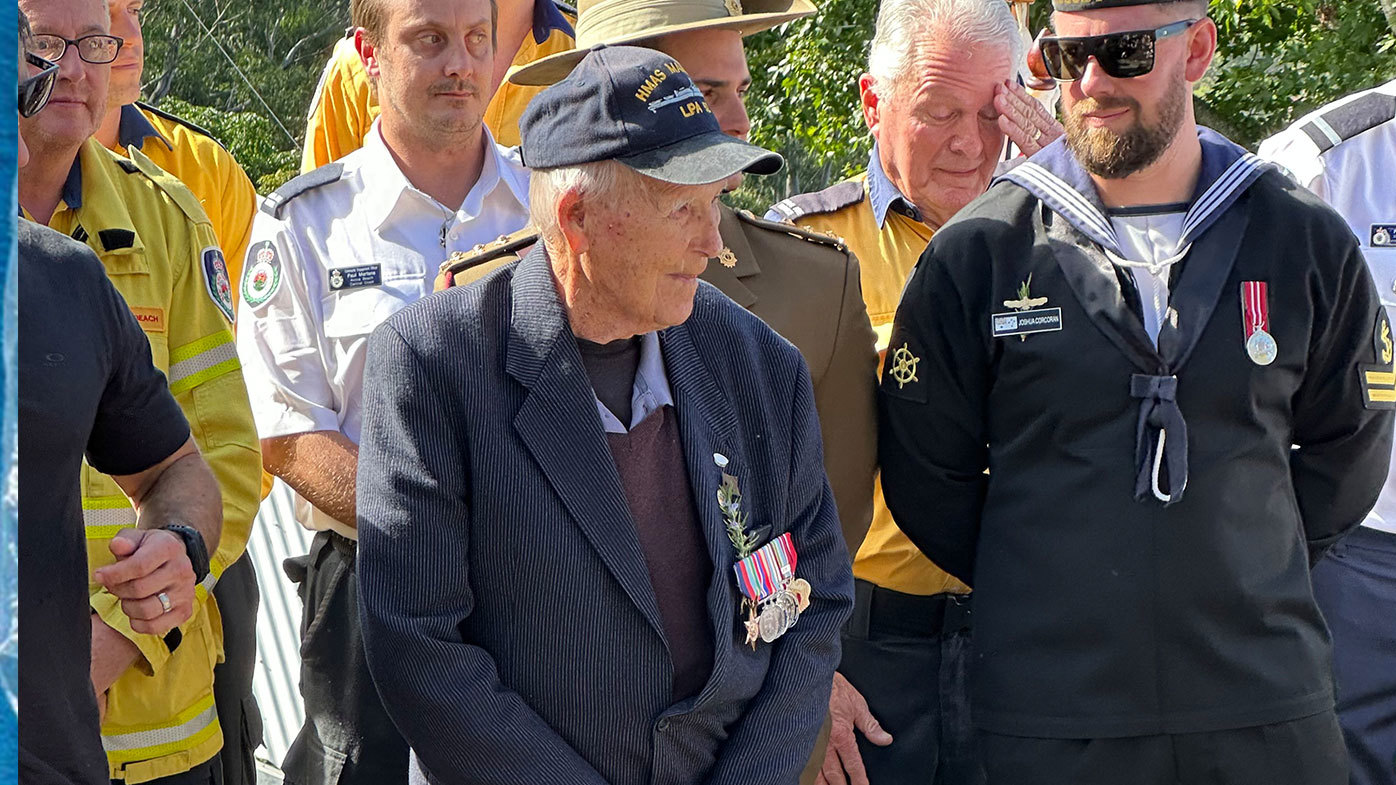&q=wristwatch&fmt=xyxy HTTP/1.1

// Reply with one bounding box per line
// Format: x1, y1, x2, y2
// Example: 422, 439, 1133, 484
160, 524, 210, 585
